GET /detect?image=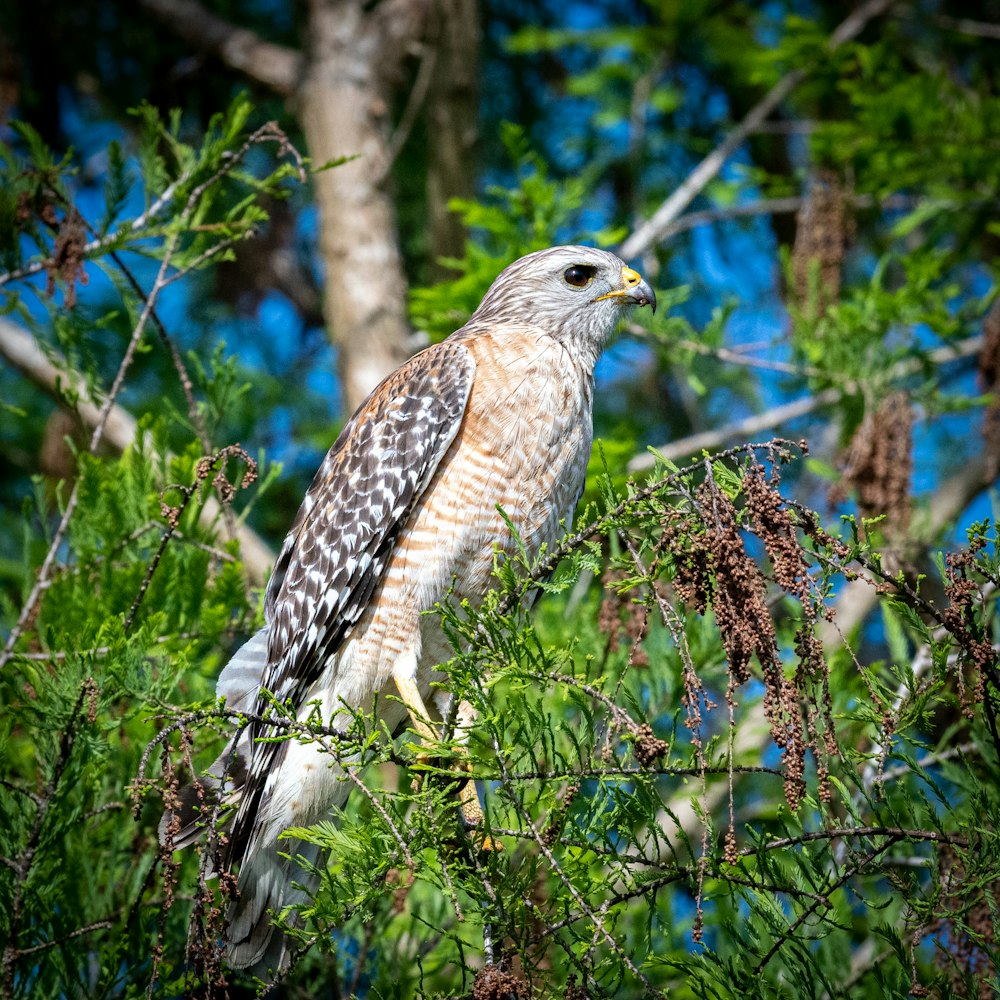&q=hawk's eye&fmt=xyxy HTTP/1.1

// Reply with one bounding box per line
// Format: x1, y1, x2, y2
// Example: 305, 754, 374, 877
563, 264, 596, 288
